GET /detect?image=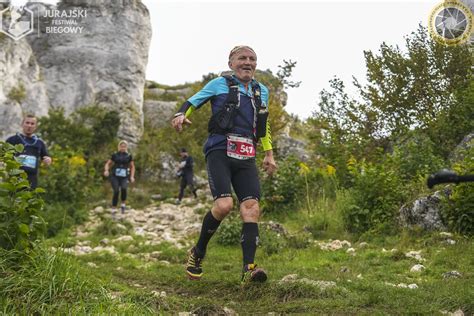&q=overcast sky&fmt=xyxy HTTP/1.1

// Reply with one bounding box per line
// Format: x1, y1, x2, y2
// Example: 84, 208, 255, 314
20, 0, 440, 118
142, 0, 441, 119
